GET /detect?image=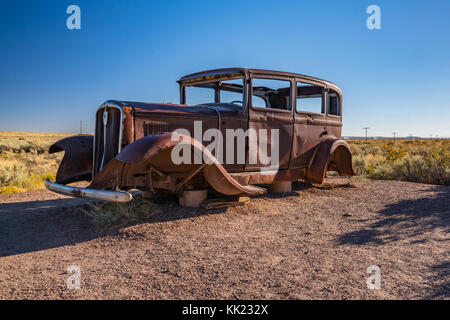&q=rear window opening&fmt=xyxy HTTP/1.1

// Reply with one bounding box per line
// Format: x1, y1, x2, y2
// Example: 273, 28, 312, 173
328, 92, 340, 116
